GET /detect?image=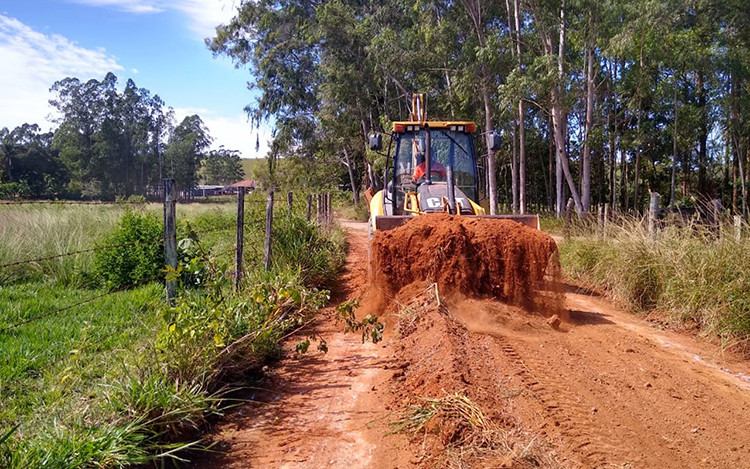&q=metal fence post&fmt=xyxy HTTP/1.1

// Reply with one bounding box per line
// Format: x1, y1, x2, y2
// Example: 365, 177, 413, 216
563, 198, 574, 240
648, 192, 660, 241
735, 215, 743, 241
234, 187, 245, 290
287, 191, 293, 211
163, 178, 177, 303
264, 191, 274, 271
